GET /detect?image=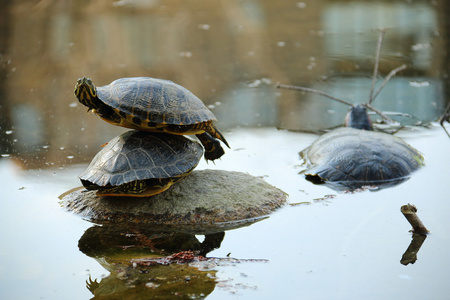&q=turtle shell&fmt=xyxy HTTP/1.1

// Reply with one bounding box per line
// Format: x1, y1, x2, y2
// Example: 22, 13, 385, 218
96, 77, 216, 126
300, 127, 424, 191
79, 130, 203, 194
